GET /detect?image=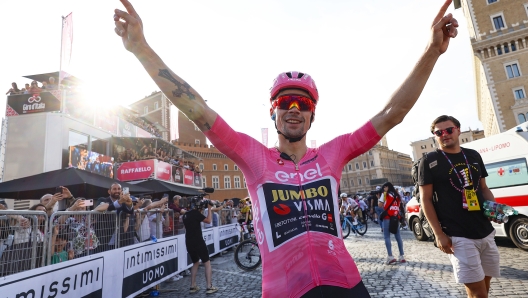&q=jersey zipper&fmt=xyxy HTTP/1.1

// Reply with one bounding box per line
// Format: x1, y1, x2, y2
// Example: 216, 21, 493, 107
292, 159, 320, 287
